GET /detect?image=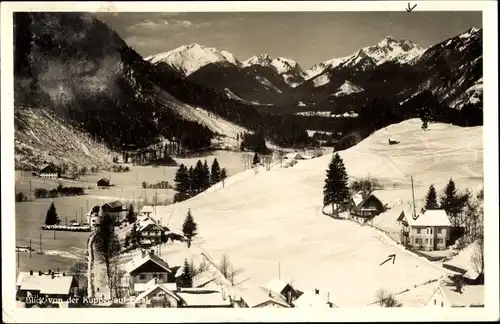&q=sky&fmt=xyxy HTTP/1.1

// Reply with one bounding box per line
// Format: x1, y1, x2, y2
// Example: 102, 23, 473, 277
96, 11, 482, 69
